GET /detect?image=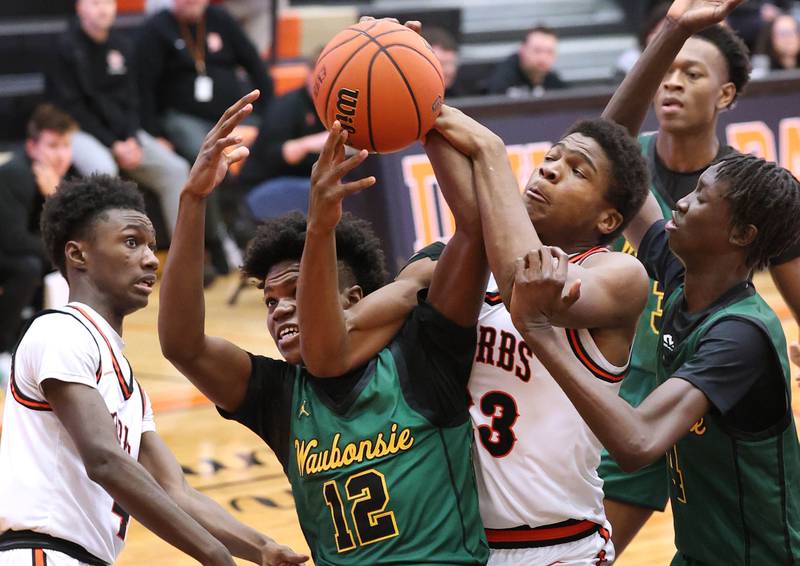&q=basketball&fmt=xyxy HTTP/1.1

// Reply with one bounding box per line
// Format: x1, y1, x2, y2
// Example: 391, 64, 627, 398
311, 19, 445, 154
